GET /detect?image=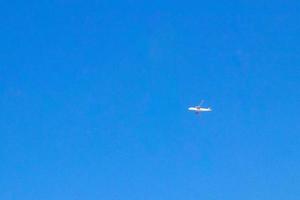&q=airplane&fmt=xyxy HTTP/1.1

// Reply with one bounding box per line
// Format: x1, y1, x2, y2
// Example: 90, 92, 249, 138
188, 100, 212, 113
